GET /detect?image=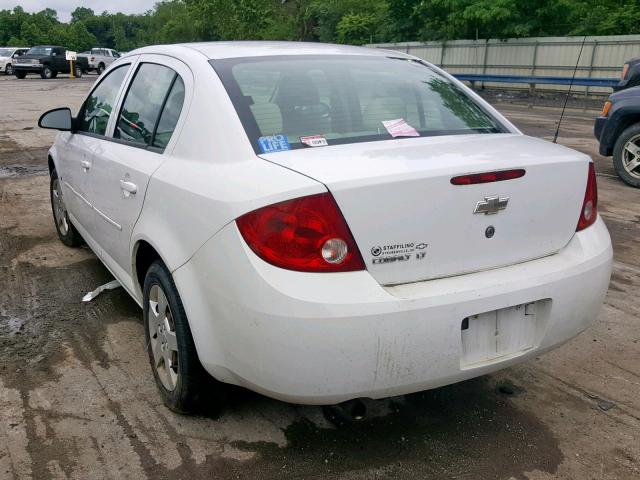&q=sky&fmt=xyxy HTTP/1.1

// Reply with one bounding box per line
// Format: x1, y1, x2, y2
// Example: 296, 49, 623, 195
0, 0, 158, 22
